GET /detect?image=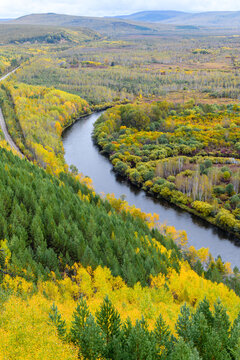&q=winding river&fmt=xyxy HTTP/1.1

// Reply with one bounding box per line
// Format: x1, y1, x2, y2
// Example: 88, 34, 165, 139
63, 112, 240, 268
